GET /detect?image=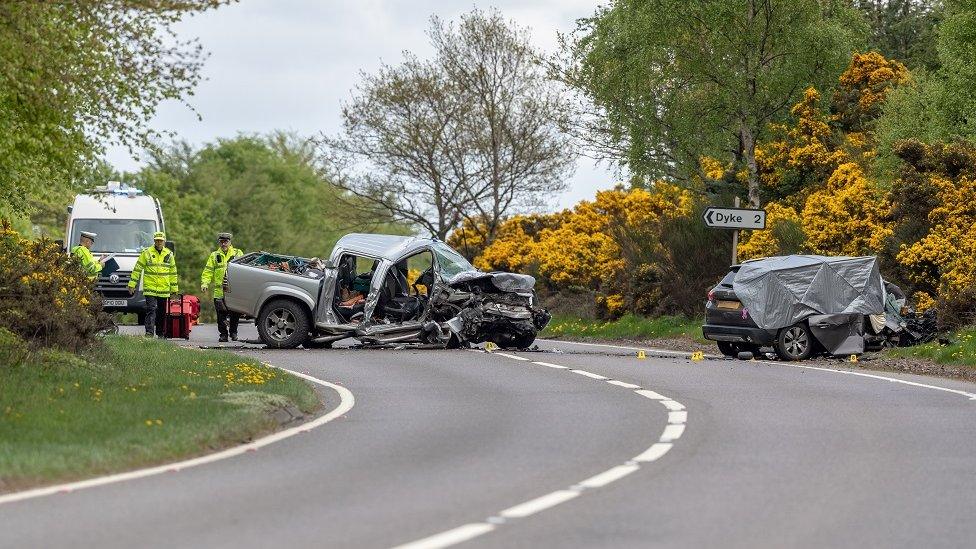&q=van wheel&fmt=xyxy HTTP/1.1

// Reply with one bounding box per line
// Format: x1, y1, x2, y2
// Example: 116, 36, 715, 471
775, 323, 813, 361
717, 341, 738, 357
257, 299, 309, 349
